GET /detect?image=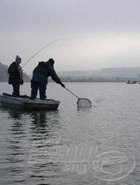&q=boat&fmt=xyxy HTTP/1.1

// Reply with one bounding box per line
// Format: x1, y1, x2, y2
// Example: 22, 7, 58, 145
0, 93, 60, 111
127, 80, 137, 84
